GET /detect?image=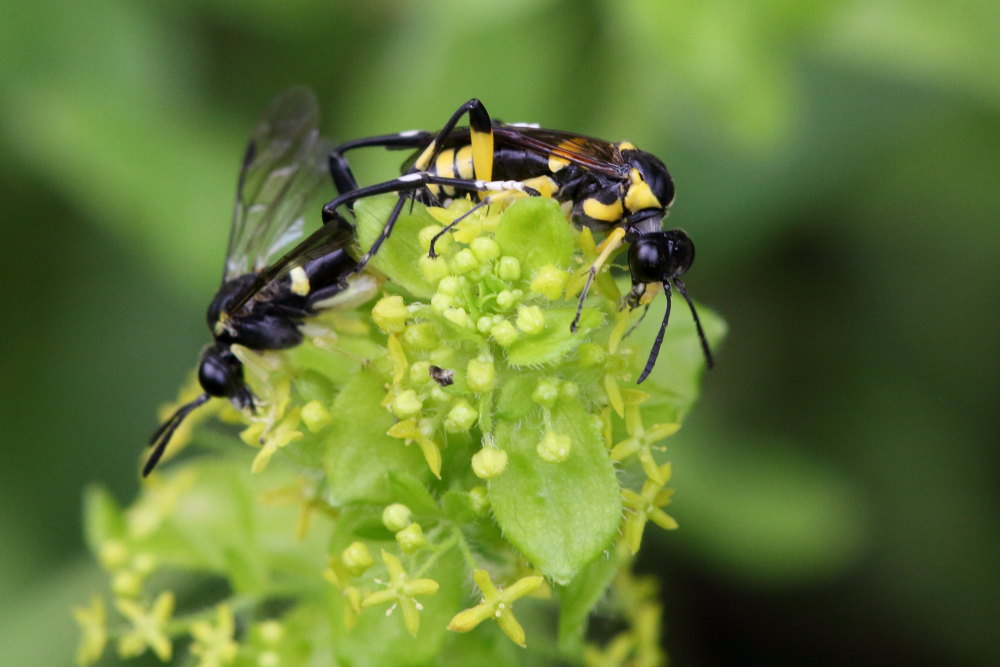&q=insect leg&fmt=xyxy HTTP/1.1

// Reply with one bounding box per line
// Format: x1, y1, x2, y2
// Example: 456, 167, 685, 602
411, 99, 495, 184
427, 179, 547, 257
570, 227, 627, 332
346, 174, 540, 271
328, 131, 436, 197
